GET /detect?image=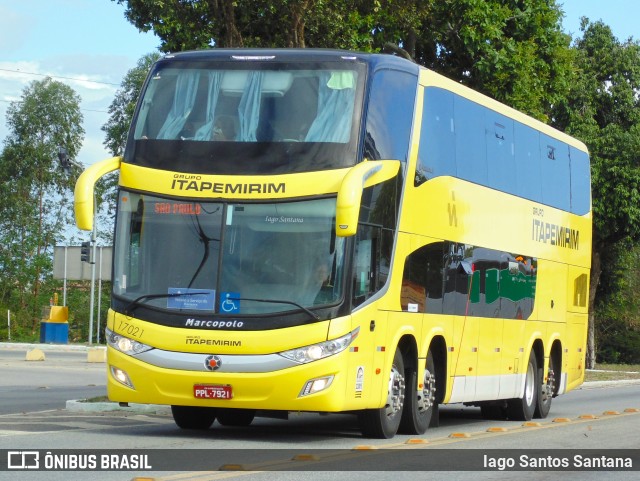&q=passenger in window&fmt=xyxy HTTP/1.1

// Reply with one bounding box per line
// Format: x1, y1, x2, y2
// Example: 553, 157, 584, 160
179, 122, 195, 140
212, 116, 236, 141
